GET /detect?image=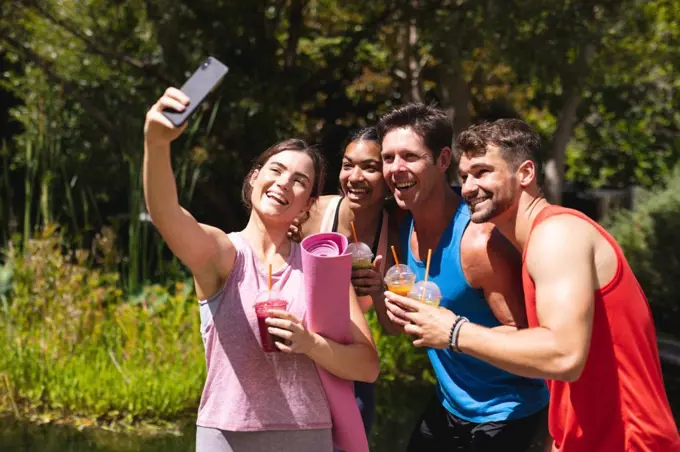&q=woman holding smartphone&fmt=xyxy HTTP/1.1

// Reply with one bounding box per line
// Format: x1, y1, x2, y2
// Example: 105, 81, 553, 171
143, 87, 379, 452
